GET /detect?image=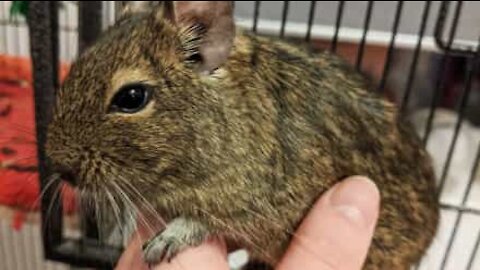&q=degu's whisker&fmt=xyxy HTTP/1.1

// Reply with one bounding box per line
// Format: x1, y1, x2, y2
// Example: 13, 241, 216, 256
104, 184, 127, 241
116, 179, 161, 238
117, 177, 166, 225
109, 180, 142, 243
112, 182, 189, 270
43, 183, 63, 234
93, 194, 105, 243
119, 180, 154, 212
32, 173, 61, 210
